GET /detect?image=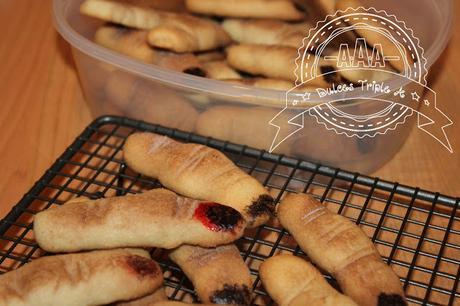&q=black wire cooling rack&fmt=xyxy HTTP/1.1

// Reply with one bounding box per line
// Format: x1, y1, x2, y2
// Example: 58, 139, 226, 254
0, 116, 458, 306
